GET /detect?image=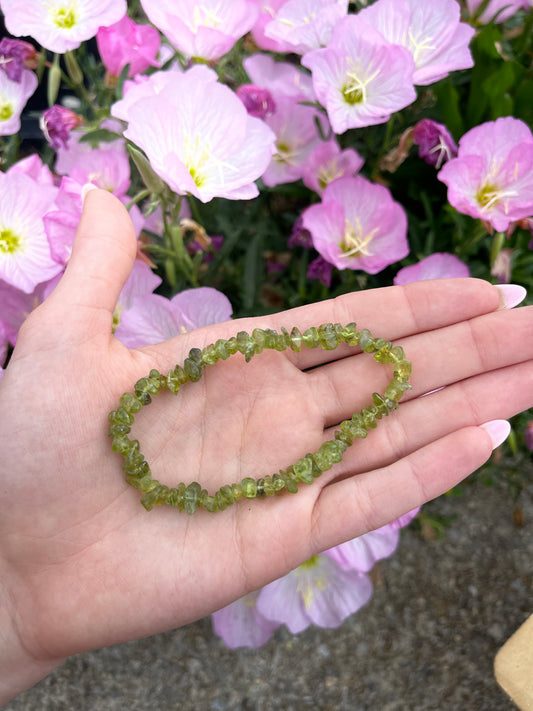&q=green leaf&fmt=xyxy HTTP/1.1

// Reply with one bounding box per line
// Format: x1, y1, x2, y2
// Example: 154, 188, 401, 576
242, 232, 263, 311
78, 128, 123, 145
514, 78, 533, 124
433, 80, 464, 140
